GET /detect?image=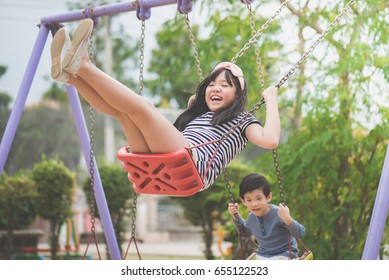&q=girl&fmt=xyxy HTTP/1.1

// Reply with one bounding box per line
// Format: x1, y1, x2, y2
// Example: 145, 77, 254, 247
51, 19, 280, 190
